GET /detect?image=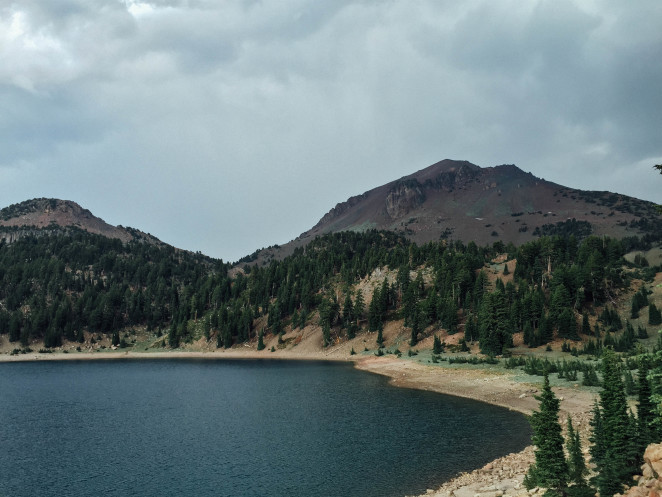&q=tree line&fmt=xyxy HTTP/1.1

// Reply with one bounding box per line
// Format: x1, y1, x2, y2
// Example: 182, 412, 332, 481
526, 348, 662, 497
0, 226, 659, 357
